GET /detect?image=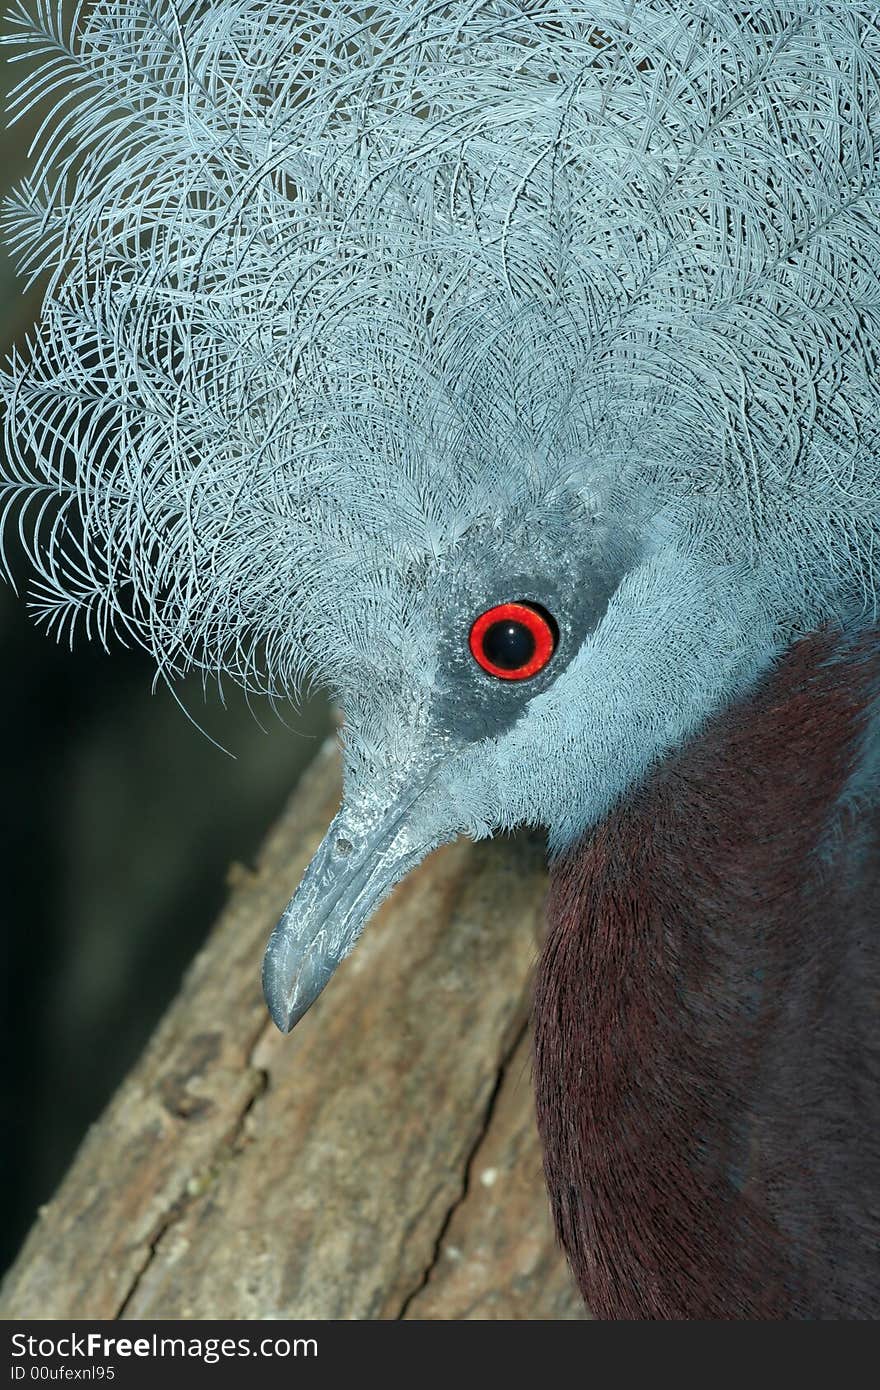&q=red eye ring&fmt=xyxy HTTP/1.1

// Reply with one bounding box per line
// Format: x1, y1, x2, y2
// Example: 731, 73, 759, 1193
468, 601, 558, 681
